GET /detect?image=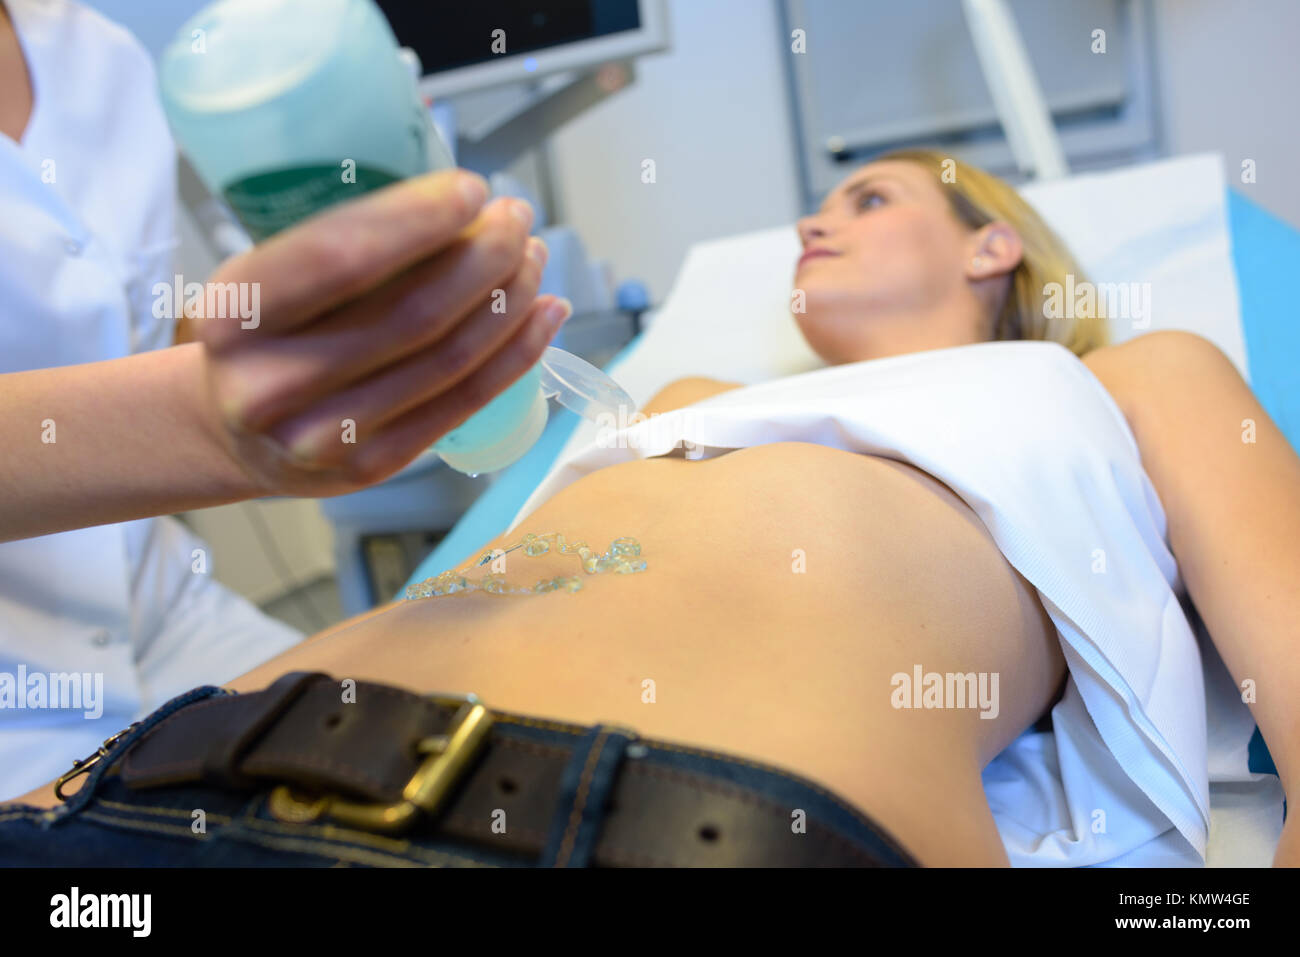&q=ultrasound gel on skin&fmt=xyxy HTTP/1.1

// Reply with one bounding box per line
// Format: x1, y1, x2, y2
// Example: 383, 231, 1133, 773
159, 0, 636, 476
